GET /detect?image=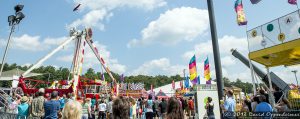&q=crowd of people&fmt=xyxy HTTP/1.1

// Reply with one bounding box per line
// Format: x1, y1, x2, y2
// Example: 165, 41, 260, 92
2, 88, 198, 119
220, 87, 291, 119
